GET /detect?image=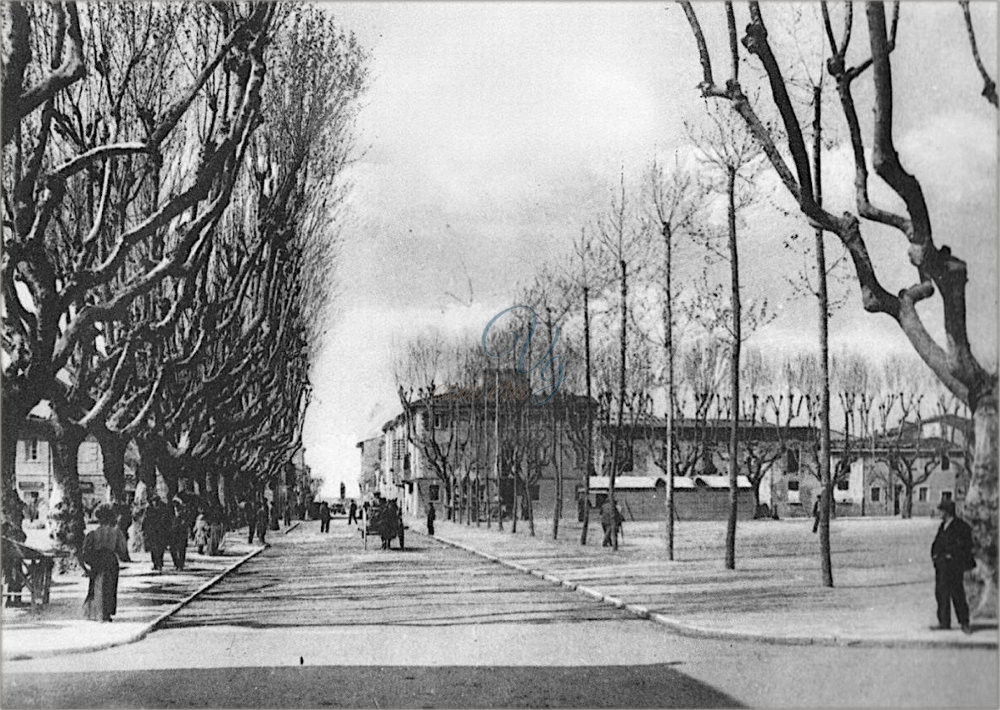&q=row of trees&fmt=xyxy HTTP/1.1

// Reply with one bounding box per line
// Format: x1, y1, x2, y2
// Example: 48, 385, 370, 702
391, 2, 994, 608
391, 317, 965, 534
1, 2, 369, 552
